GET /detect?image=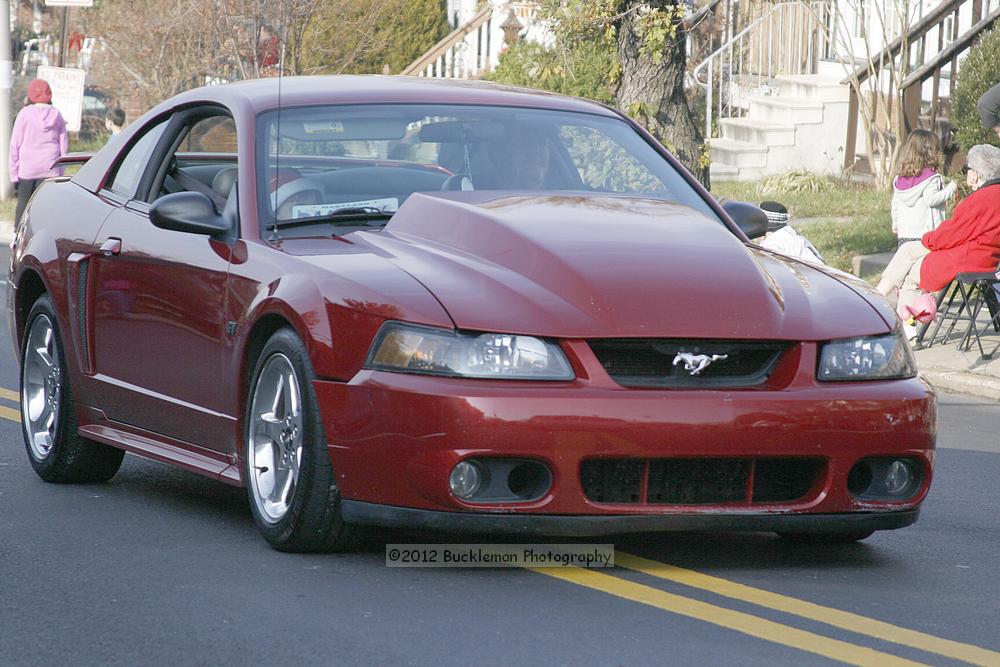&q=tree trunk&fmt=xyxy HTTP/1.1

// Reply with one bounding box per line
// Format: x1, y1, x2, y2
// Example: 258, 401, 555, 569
614, 1, 709, 188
